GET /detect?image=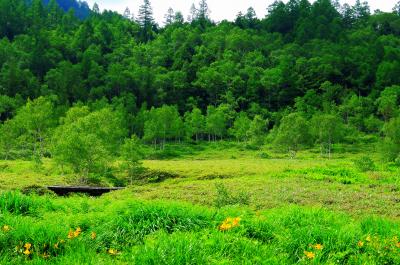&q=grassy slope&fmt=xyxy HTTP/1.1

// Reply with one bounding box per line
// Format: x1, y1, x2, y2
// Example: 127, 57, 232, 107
1, 142, 400, 264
